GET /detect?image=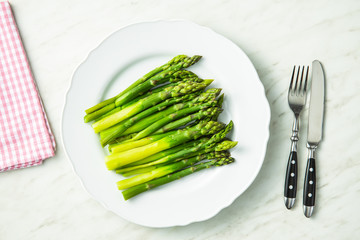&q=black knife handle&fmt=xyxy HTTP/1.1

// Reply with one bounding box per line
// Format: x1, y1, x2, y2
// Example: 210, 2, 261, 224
284, 151, 297, 200
303, 157, 316, 207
